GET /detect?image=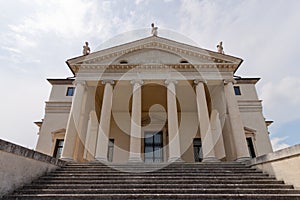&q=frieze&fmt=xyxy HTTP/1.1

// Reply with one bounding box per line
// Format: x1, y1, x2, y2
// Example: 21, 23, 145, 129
74, 63, 236, 72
